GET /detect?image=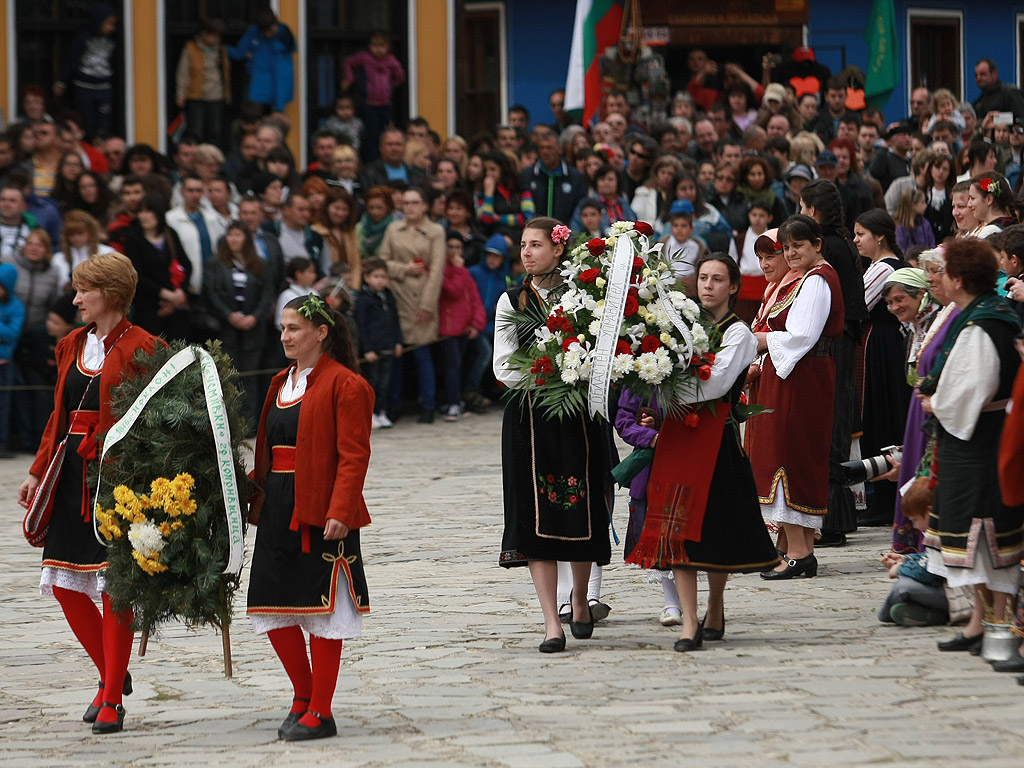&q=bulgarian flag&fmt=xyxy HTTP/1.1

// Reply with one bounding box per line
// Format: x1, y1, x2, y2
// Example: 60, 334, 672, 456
565, 0, 623, 125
